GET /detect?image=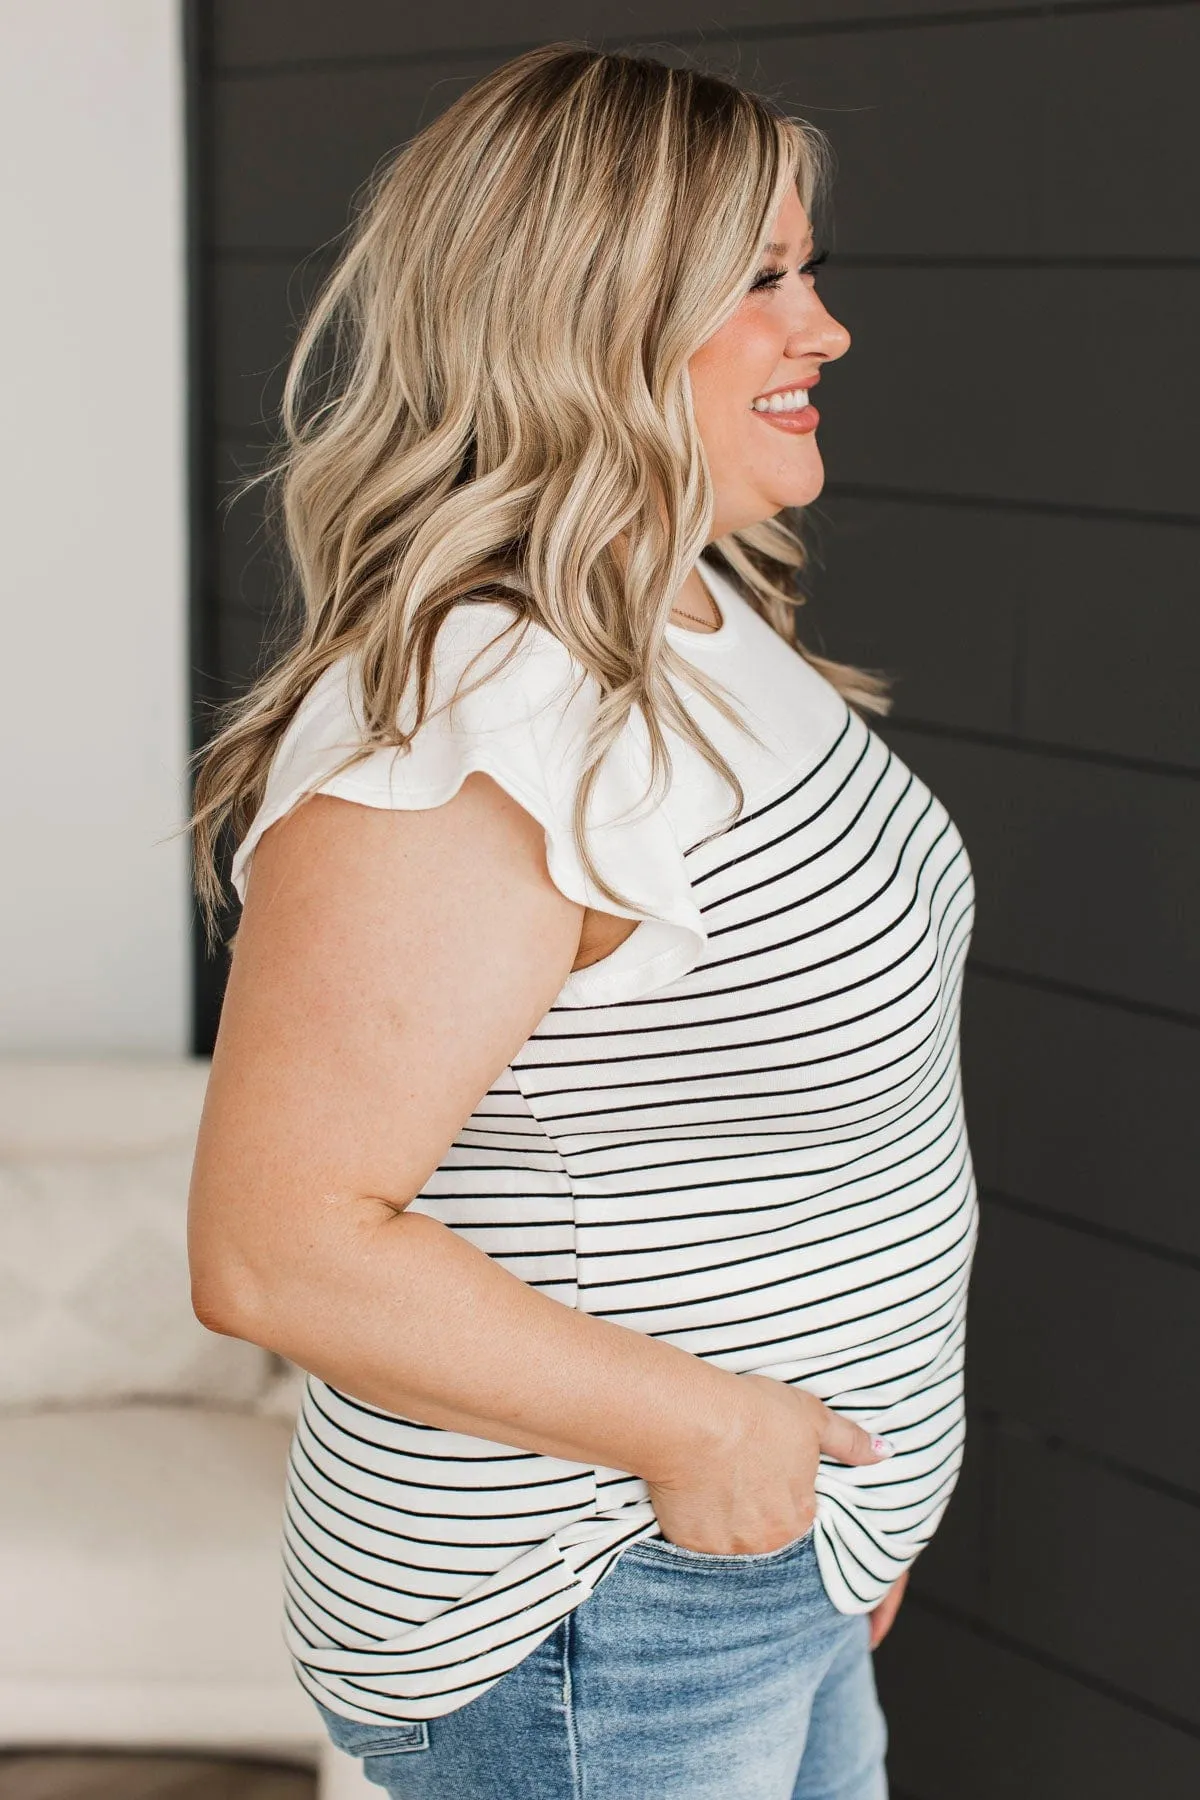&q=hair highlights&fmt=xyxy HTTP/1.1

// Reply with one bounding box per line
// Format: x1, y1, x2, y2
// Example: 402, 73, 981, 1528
190, 42, 888, 943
